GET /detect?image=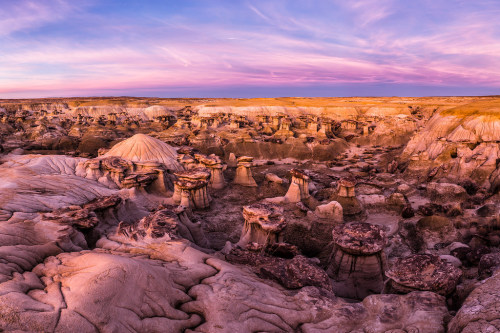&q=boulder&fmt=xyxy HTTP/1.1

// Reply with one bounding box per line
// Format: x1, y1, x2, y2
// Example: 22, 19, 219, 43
427, 182, 467, 204
386, 254, 462, 296
313, 201, 343, 222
